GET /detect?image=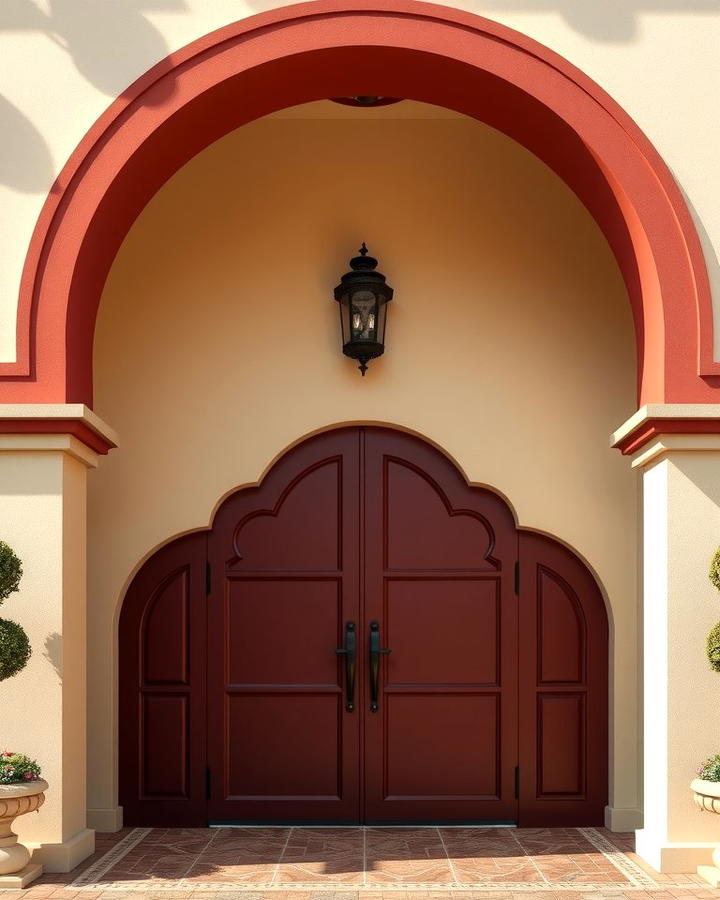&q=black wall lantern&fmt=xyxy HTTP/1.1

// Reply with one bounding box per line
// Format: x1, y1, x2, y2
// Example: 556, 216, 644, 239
334, 244, 394, 375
